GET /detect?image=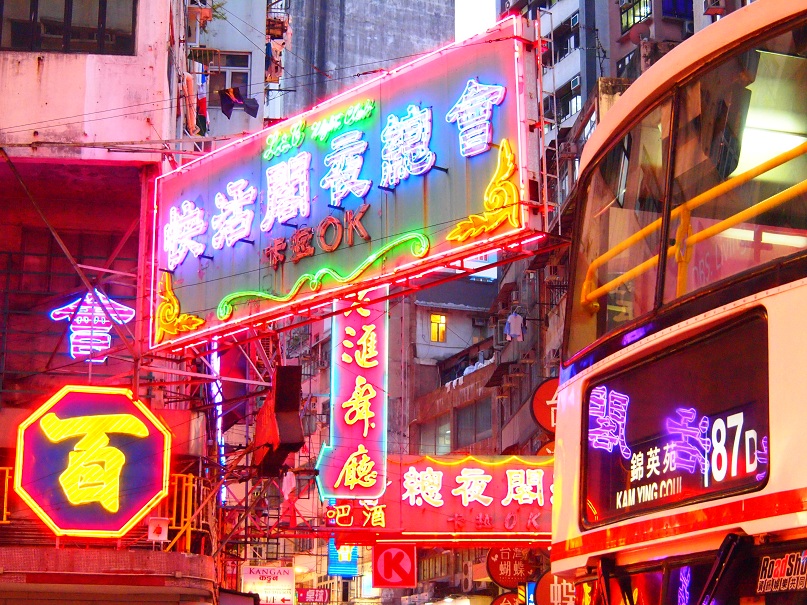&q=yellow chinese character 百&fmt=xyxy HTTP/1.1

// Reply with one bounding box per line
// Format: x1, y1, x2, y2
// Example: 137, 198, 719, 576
39, 412, 150, 513
342, 376, 377, 437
